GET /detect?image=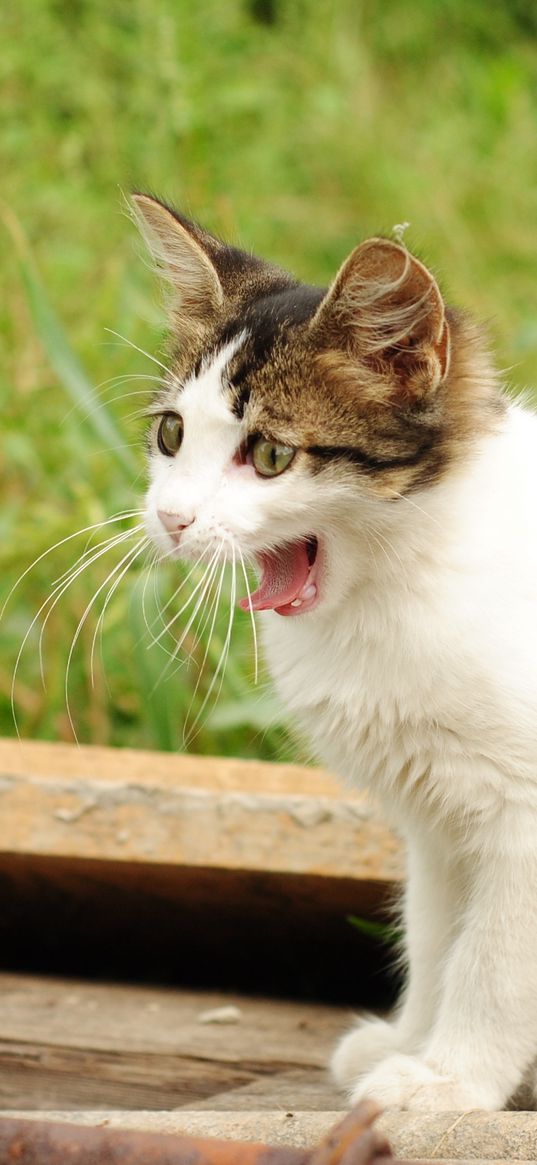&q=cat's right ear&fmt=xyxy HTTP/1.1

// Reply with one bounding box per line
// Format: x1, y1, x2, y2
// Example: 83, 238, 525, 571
130, 194, 224, 331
